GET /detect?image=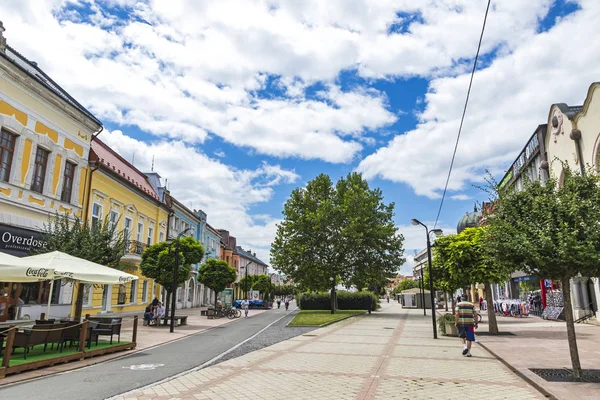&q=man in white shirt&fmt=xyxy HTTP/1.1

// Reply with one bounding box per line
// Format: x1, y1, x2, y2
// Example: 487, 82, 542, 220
153, 302, 165, 326
241, 298, 249, 318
